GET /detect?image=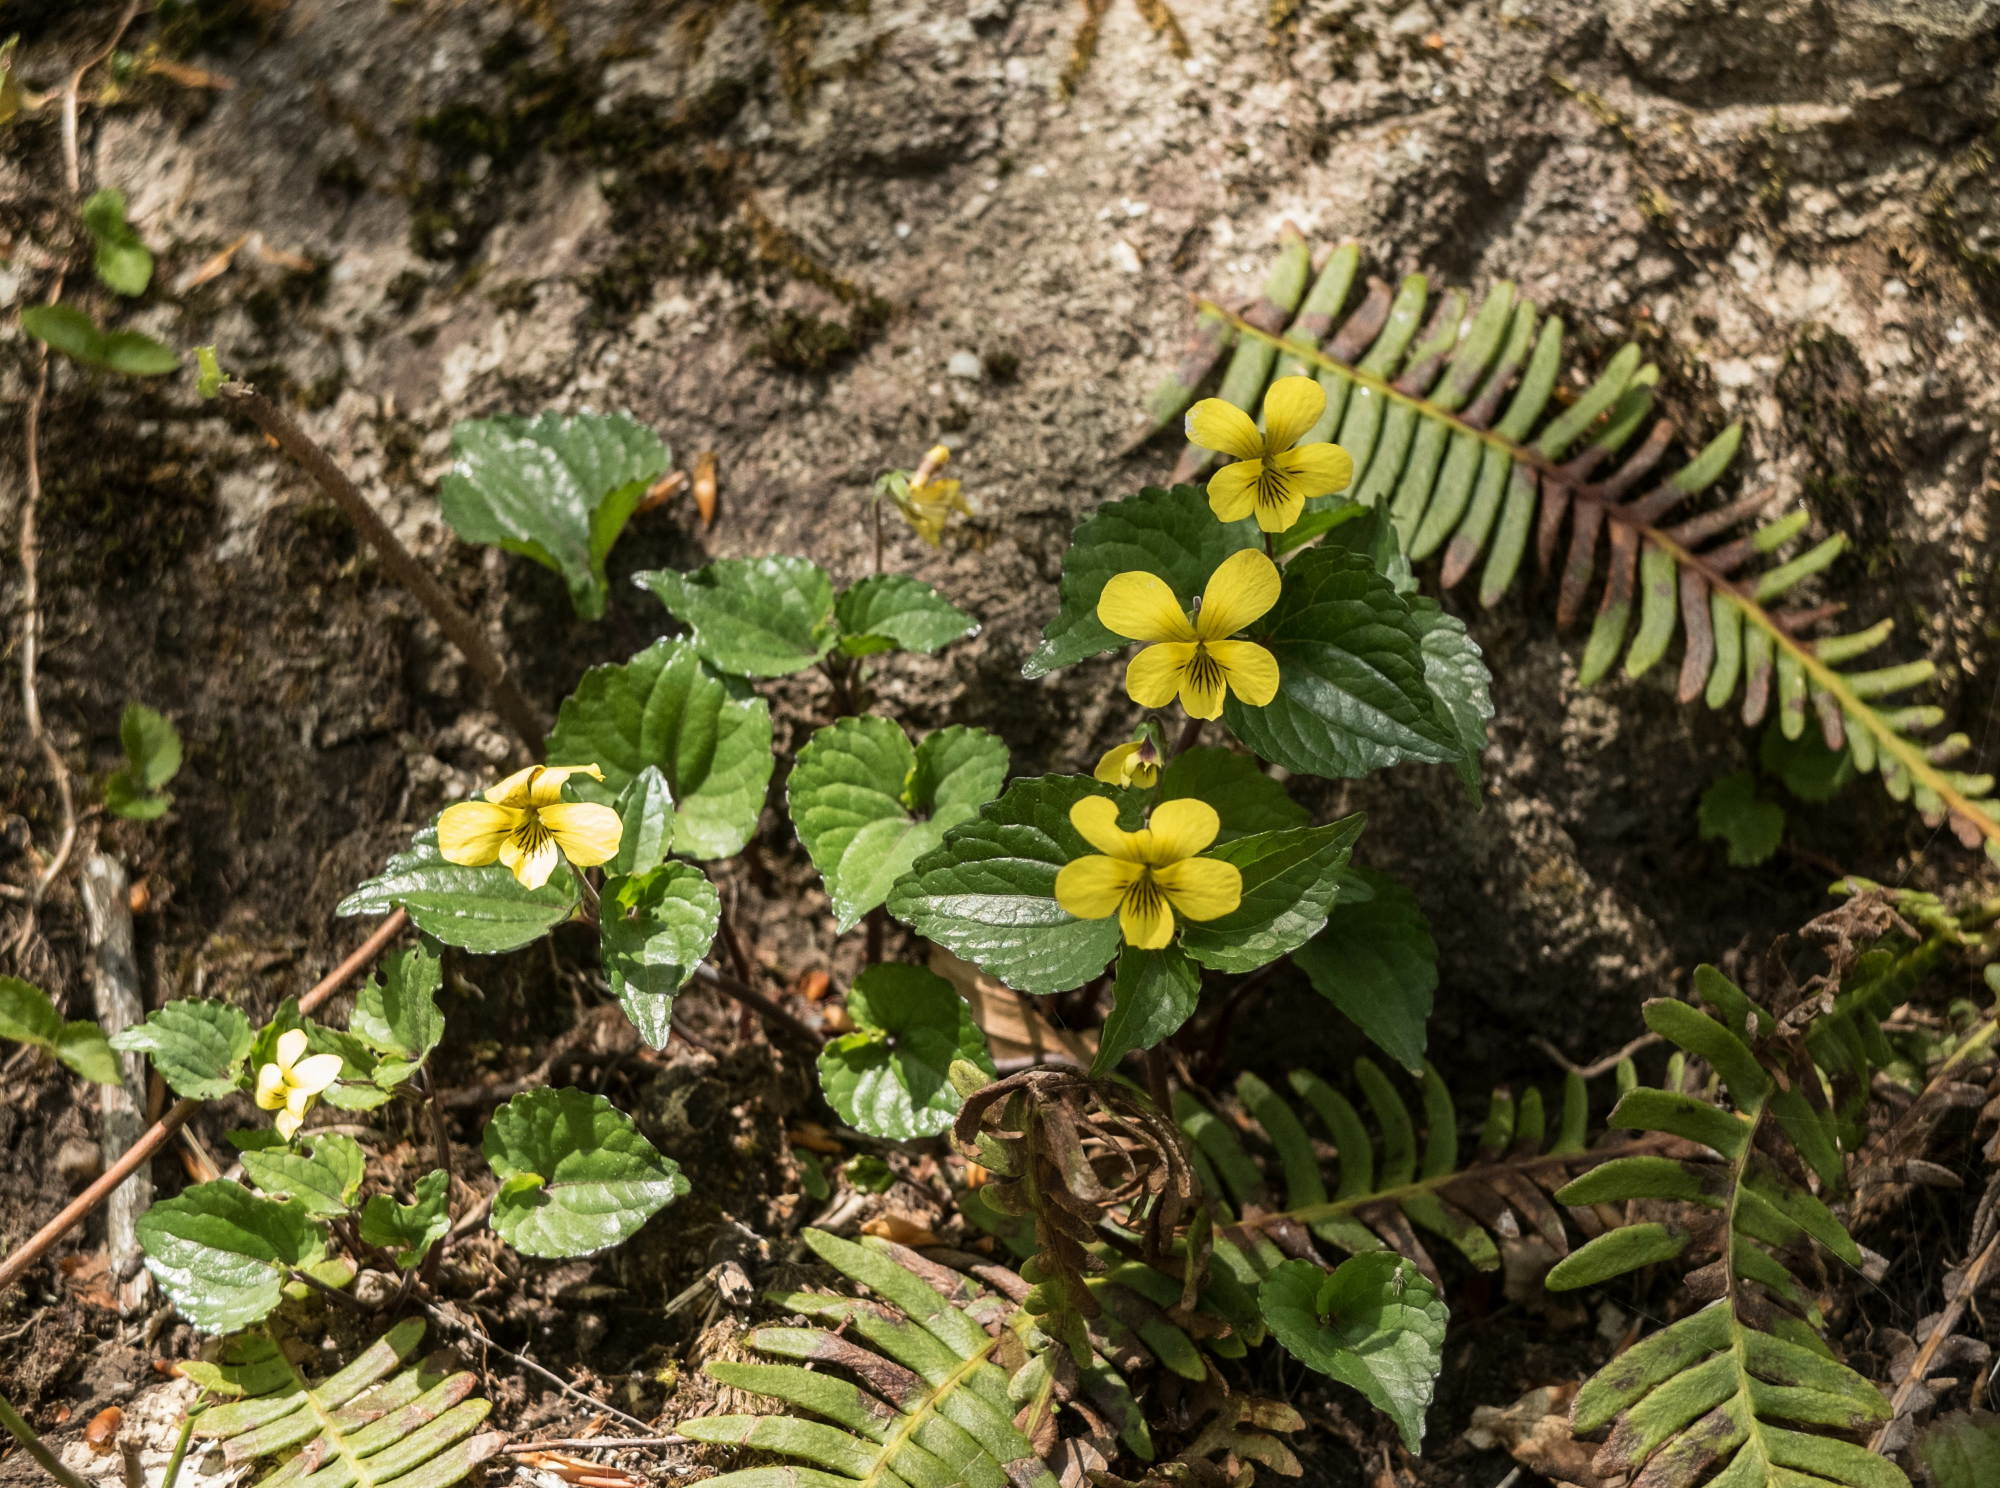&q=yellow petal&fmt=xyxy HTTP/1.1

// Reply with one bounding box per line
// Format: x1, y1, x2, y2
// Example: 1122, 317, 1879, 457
1206, 460, 1261, 524
1184, 398, 1264, 460
1055, 855, 1145, 919
500, 831, 562, 891
275, 1108, 304, 1141
1118, 877, 1176, 950
254, 1063, 289, 1111
1253, 482, 1307, 534
1196, 550, 1282, 639
1140, 798, 1222, 864
1152, 857, 1243, 922
275, 1028, 310, 1071
1177, 657, 1228, 721
1069, 795, 1139, 860
1126, 642, 1194, 710
541, 802, 623, 865
437, 800, 518, 866
285, 1086, 318, 1119
1098, 570, 1196, 644
528, 764, 606, 807
1208, 639, 1280, 706
484, 766, 541, 806
1094, 743, 1139, 786
1275, 442, 1354, 500
1261, 376, 1327, 451
289, 1052, 344, 1097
